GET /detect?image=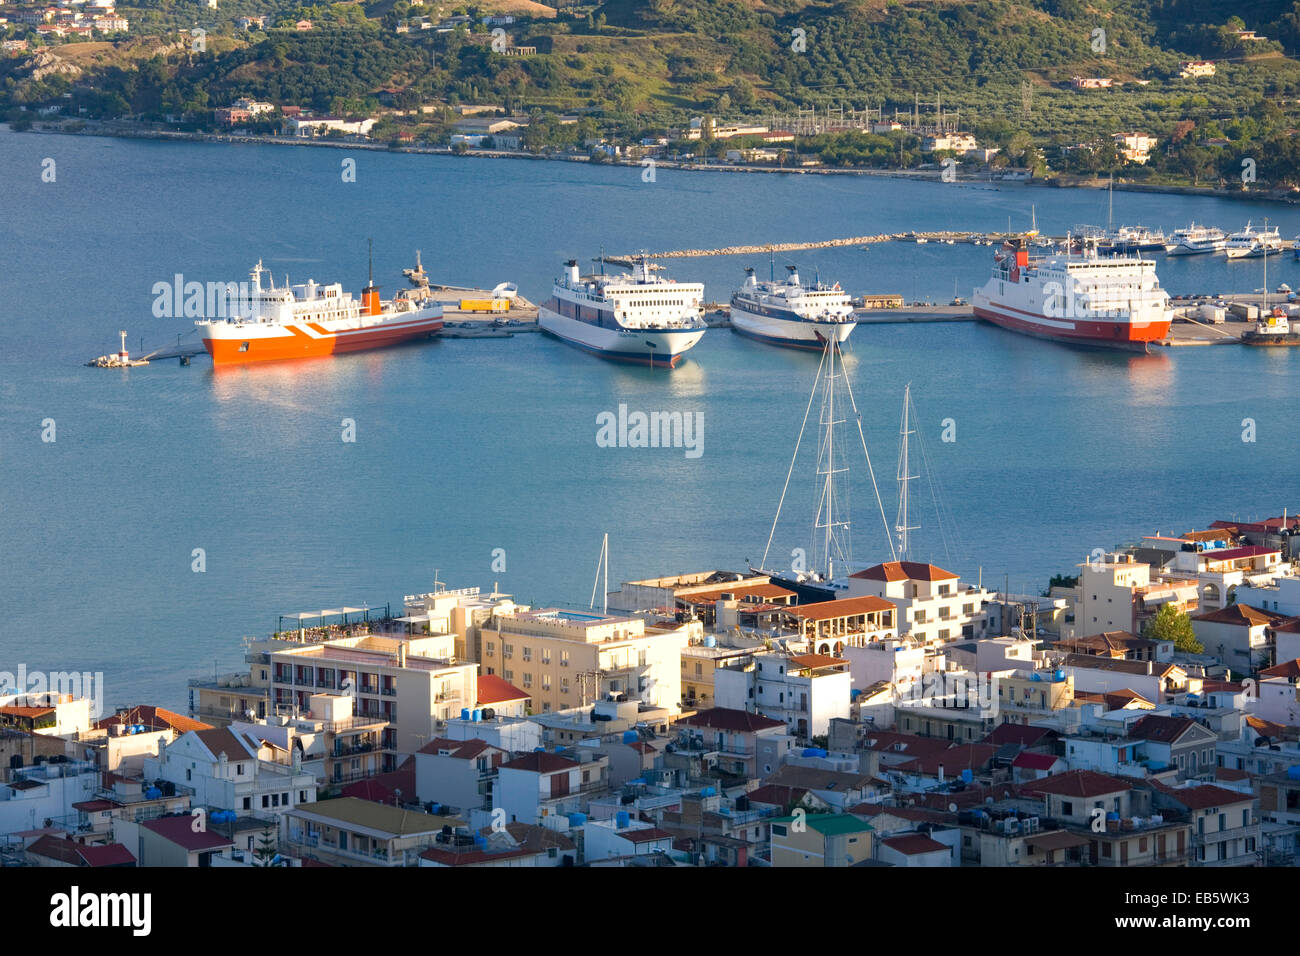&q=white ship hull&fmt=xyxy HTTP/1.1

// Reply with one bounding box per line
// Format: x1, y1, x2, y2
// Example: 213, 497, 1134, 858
729, 305, 855, 349
538, 307, 705, 368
